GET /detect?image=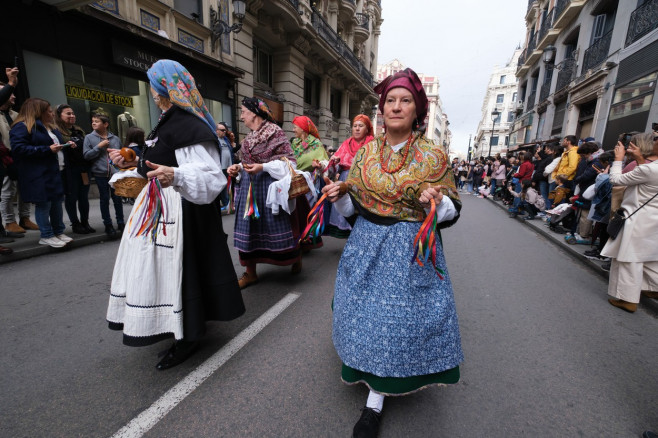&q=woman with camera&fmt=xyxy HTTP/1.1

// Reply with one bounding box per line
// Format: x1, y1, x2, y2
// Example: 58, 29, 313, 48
601, 132, 658, 312
55, 104, 94, 234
